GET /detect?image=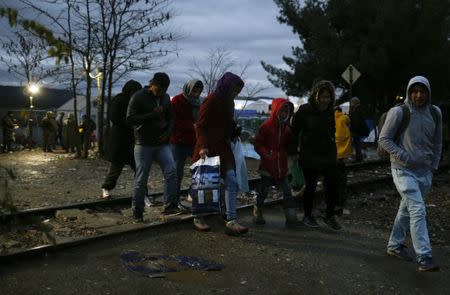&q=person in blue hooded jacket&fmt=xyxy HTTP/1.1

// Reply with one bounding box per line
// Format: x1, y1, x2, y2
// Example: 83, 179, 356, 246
379, 75, 442, 272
